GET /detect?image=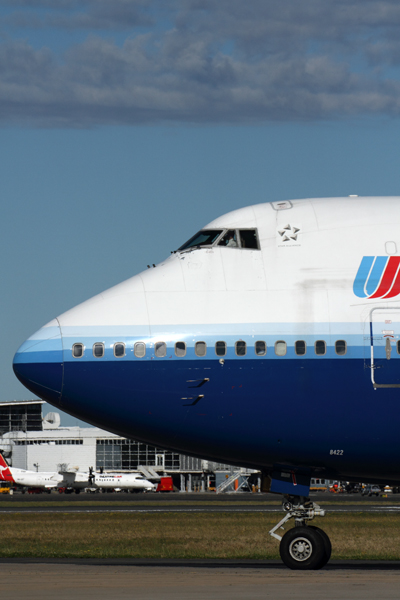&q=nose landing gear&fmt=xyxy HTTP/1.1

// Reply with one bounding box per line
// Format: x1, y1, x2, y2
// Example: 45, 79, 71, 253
269, 496, 331, 570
